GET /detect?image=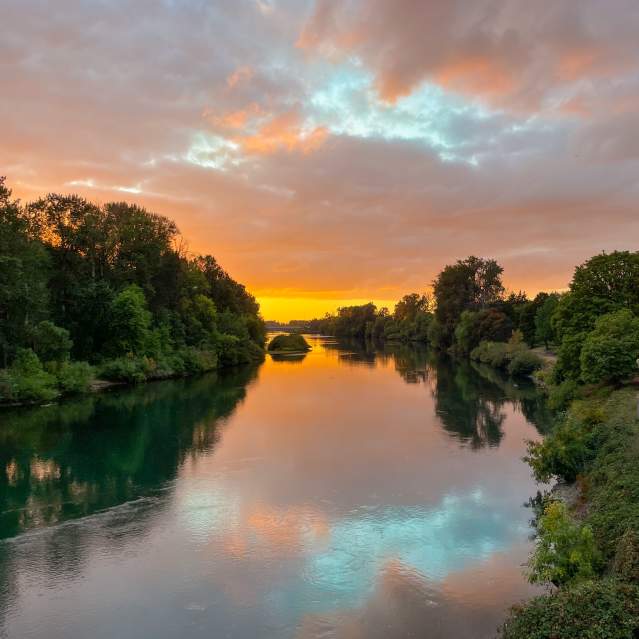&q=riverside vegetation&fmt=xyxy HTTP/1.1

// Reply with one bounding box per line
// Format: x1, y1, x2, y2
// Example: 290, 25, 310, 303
305, 251, 639, 637
0, 177, 265, 405
3, 176, 639, 635
267, 333, 311, 353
